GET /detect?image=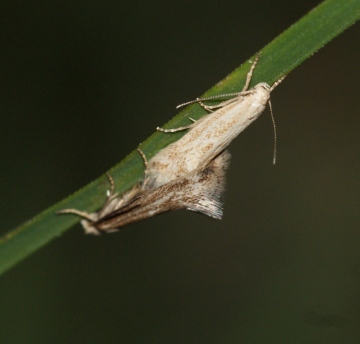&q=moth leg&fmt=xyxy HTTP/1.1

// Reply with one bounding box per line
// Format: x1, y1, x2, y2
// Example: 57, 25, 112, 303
57, 207, 102, 235
242, 53, 260, 92
106, 172, 115, 195
198, 99, 214, 112
57, 174, 118, 222
56, 176, 113, 224
137, 148, 150, 189
56, 208, 96, 222
157, 124, 194, 133
198, 99, 234, 112
197, 97, 233, 112
137, 148, 148, 178
156, 117, 195, 133
197, 98, 246, 111
100, 173, 121, 211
